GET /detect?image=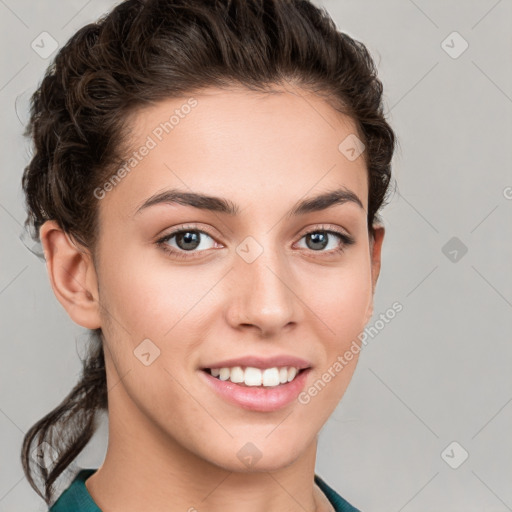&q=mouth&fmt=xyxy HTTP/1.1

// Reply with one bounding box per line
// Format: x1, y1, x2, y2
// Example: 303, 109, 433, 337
199, 366, 312, 412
